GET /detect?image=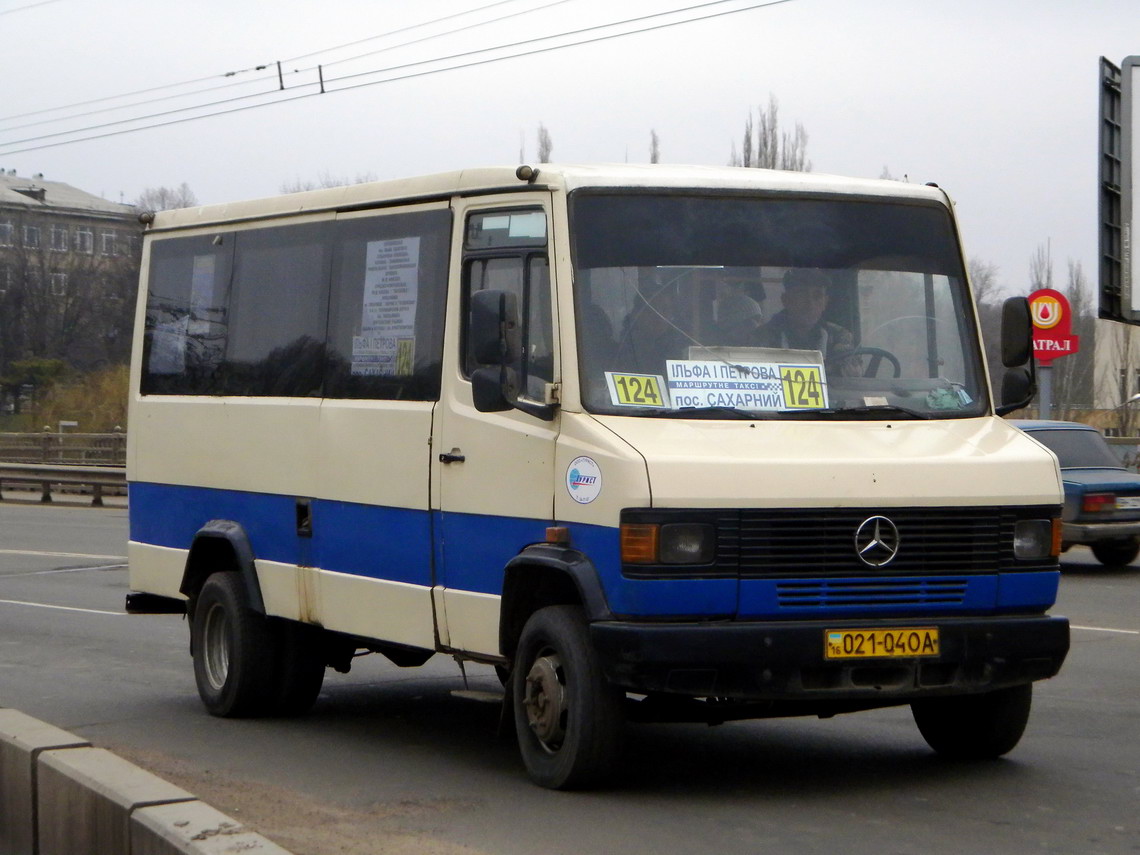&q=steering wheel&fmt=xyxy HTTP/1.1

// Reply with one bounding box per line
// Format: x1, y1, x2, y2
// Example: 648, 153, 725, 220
828, 346, 902, 378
